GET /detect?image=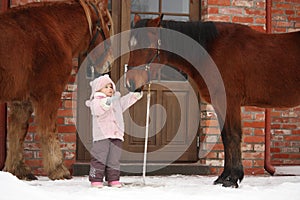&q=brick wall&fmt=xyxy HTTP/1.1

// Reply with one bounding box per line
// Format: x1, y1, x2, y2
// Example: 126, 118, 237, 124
201, 0, 300, 175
